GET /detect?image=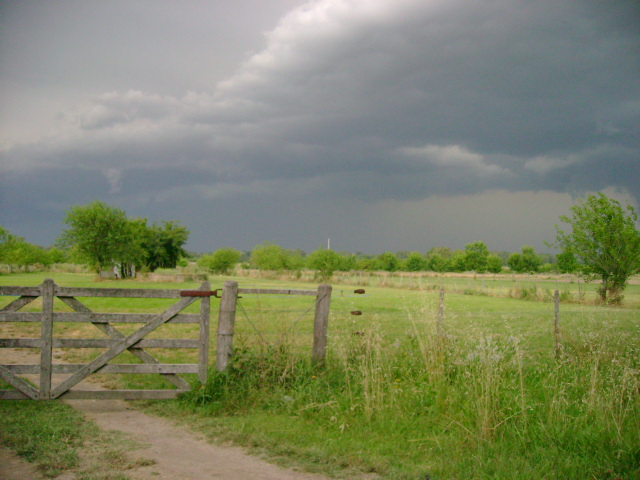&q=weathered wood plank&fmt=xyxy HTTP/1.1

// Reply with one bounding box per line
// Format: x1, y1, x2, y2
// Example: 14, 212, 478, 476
0, 296, 39, 313
55, 389, 188, 400
237, 288, 317, 296
0, 364, 39, 399
3, 364, 199, 374
0, 390, 33, 400
312, 285, 332, 366
0, 286, 40, 296
50, 293, 200, 398
198, 281, 211, 383
0, 338, 198, 348
0, 312, 42, 322
52, 338, 200, 348
0, 338, 42, 348
0, 312, 200, 323
40, 279, 55, 399
217, 281, 238, 372
56, 287, 183, 298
